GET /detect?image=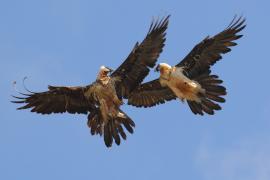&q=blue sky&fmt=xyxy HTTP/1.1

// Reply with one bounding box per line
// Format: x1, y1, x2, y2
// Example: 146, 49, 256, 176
1, 0, 270, 179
